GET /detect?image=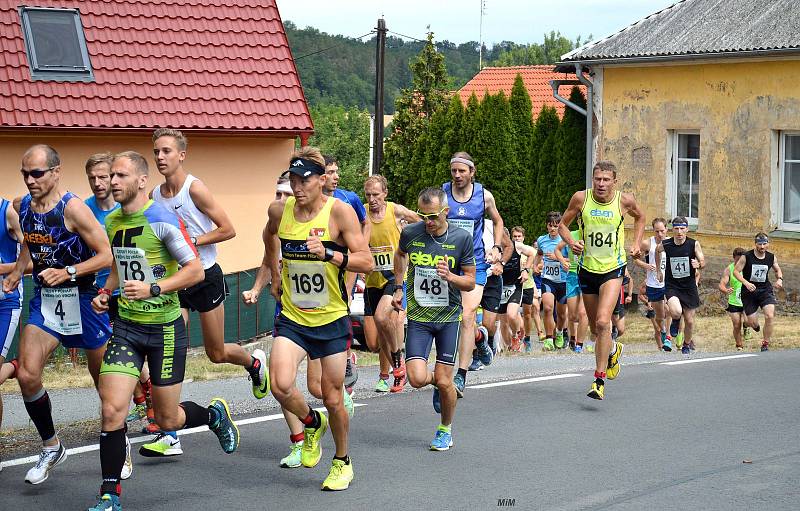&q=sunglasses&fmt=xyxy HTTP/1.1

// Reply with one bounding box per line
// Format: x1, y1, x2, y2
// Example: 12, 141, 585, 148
20, 166, 57, 179
416, 207, 447, 222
